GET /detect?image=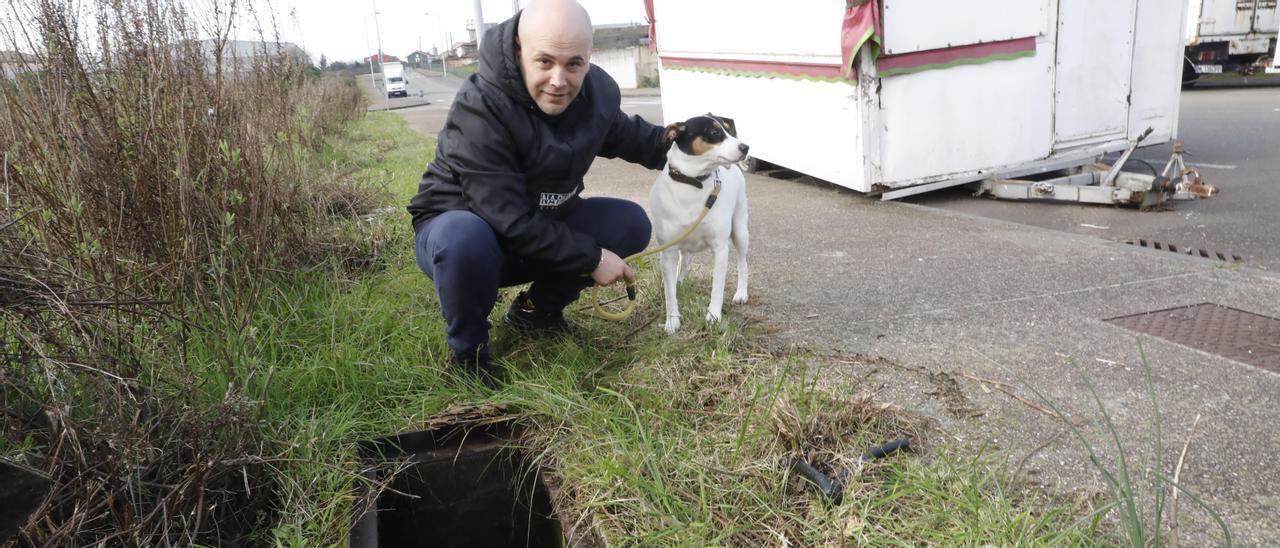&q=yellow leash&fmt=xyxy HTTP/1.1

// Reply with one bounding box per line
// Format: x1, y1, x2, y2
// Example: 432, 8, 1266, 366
591, 175, 723, 321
